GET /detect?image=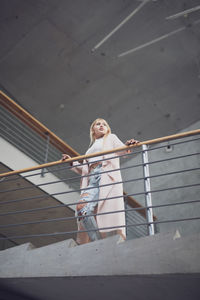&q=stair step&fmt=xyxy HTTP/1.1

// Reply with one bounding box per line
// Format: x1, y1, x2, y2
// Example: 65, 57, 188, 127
0, 231, 199, 278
